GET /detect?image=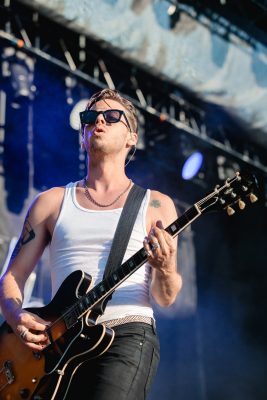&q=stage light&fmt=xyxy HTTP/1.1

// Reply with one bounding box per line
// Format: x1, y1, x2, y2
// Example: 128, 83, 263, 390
69, 99, 88, 130
2, 47, 35, 99
168, 2, 180, 29
167, 5, 177, 16
217, 155, 240, 181
181, 151, 204, 180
